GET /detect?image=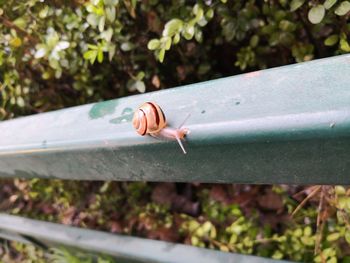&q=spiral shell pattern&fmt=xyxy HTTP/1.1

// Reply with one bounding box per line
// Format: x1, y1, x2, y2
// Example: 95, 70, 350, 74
132, 102, 166, 136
